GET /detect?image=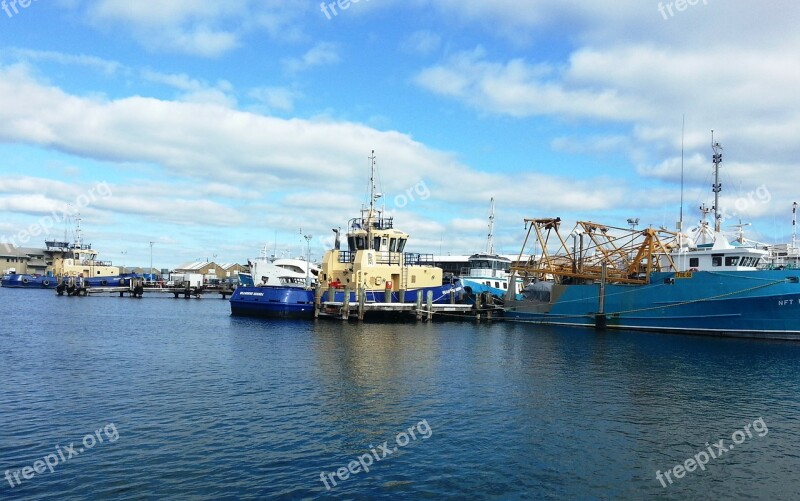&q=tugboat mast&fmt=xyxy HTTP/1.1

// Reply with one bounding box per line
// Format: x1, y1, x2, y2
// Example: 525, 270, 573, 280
711, 130, 723, 232
368, 150, 377, 217
486, 198, 495, 254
